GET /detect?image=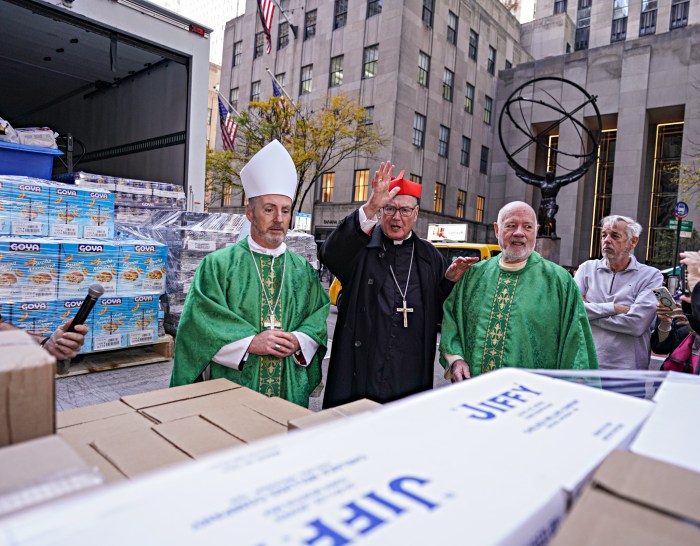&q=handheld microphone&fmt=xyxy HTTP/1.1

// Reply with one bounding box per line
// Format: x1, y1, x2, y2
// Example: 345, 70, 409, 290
65, 283, 105, 333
